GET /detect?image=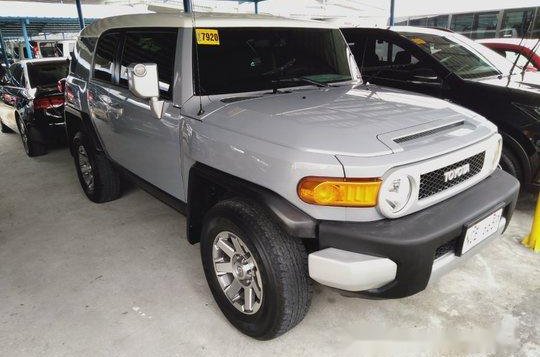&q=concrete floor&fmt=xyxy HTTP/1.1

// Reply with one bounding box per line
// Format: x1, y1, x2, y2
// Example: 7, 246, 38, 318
0, 132, 539, 357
